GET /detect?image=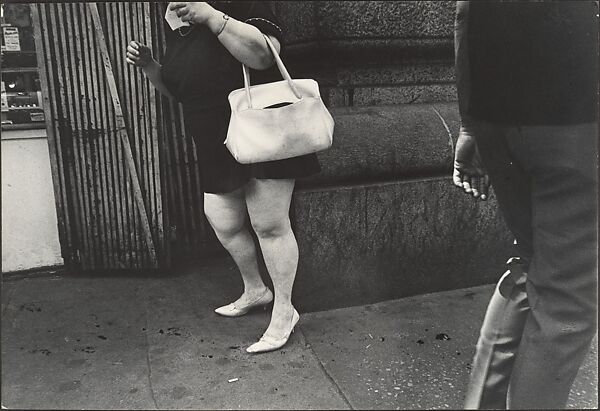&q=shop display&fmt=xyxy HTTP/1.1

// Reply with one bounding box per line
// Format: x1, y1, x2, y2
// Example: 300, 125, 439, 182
1, 3, 44, 129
